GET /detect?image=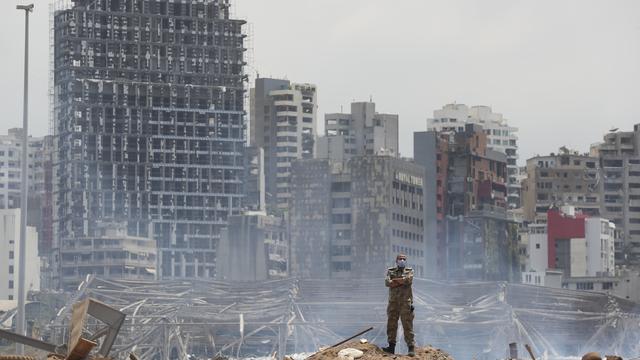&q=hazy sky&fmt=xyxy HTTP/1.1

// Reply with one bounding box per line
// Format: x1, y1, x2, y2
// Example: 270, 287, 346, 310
1, 0, 638, 162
